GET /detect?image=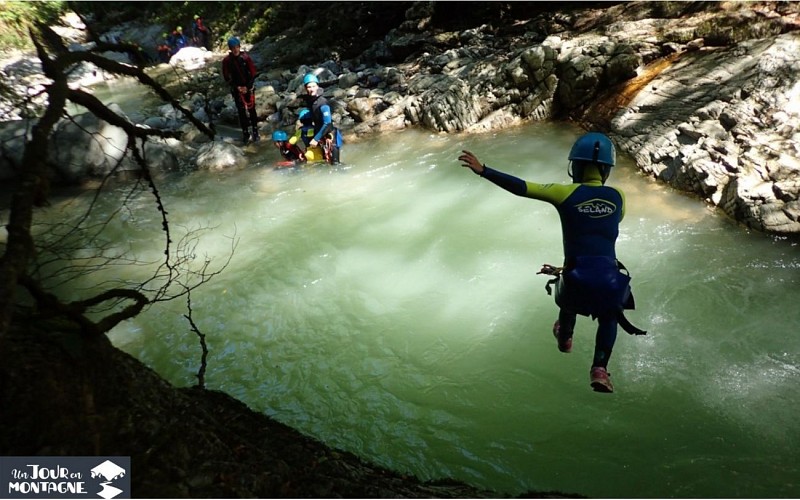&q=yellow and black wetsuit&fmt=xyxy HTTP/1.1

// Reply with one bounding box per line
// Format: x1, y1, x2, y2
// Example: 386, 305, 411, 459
481, 165, 624, 258
290, 124, 322, 159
